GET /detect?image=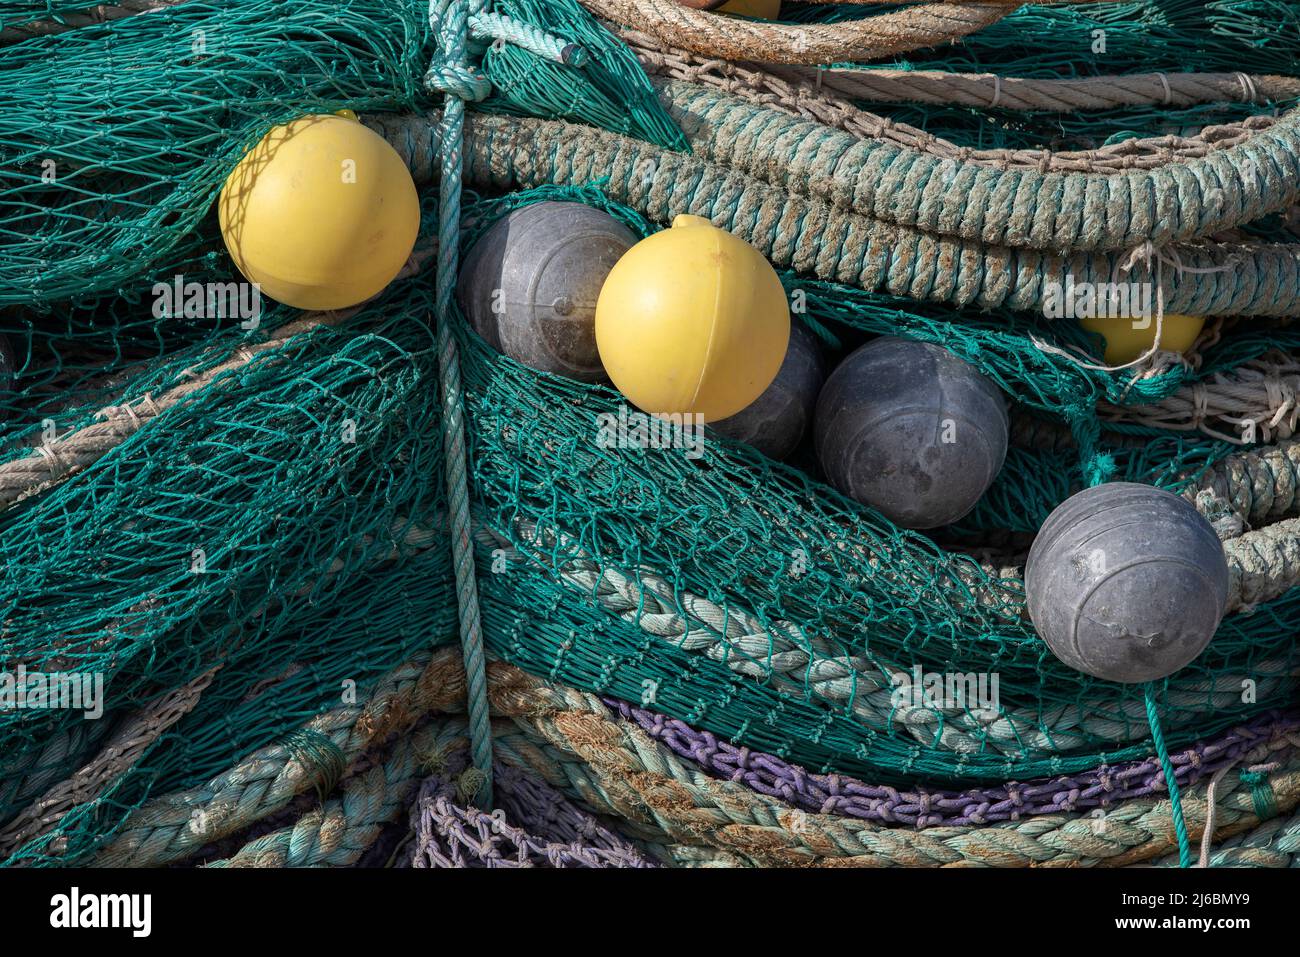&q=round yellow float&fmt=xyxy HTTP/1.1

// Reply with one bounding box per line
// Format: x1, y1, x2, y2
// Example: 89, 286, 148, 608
595, 214, 790, 421
218, 112, 419, 311
1080, 313, 1206, 364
